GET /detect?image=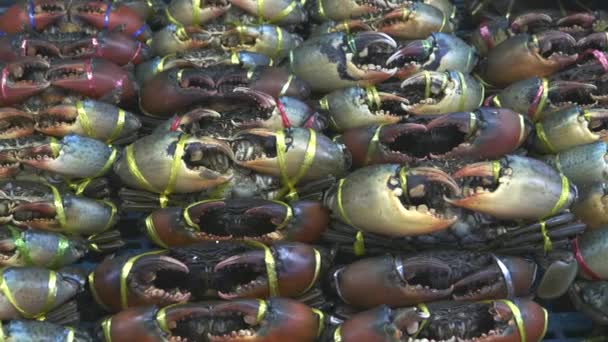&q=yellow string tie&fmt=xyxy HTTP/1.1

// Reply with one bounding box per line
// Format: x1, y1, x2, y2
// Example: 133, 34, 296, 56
412, 303, 430, 338
547, 174, 570, 217
365, 86, 381, 109
353, 230, 365, 256
336, 178, 355, 227
364, 124, 385, 165
49, 184, 67, 230
0, 268, 57, 319
255, 299, 267, 324
101, 317, 112, 342
312, 308, 325, 338
333, 326, 342, 342
279, 74, 293, 97
316, 0, 326, 18
144, 214, 168, 248
276, 129, 316, 200
495, 300, 527, 342
539, 221, 553, 253
66, 327, 75, 342
535, 122, 555, 153
192, 0, 200, 26
119, 251, 165, 309
157, 303, 180, 333
106, 109, 126, 143
274, 26, 283, 59
76, 101, 94, 137
300, 248, 321, 294
245, 241, 279, 296
88, 271, 112, 312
